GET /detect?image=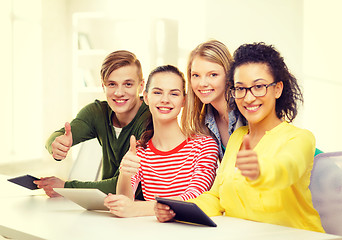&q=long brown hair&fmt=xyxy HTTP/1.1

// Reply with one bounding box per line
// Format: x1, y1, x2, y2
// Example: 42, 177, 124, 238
138, 65, 186, 148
